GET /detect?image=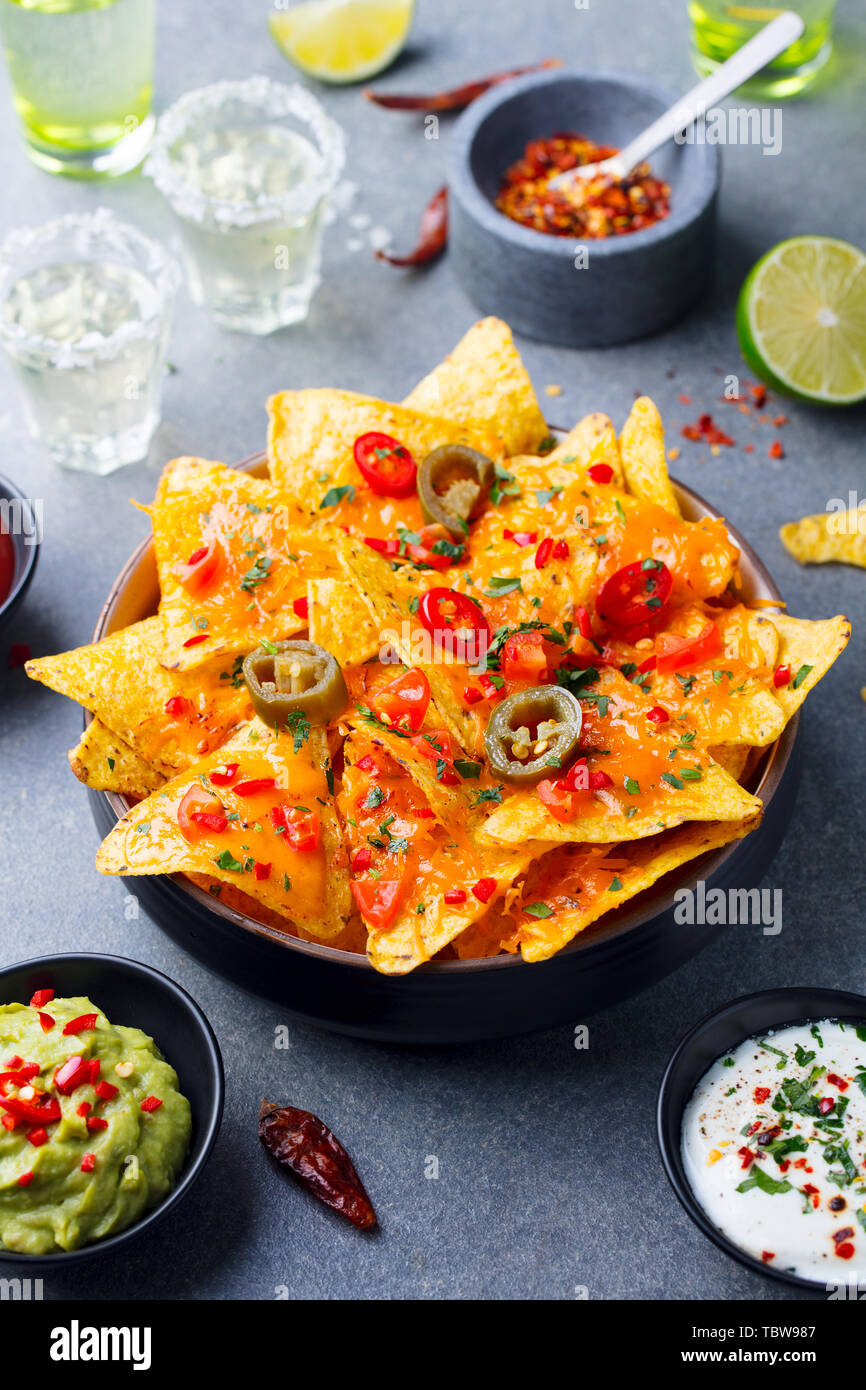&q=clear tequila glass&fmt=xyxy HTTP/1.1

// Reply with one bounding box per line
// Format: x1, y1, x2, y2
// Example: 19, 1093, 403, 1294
0, 209, 179, 475
0, 0, 156, 178
145, 77, 346, 335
